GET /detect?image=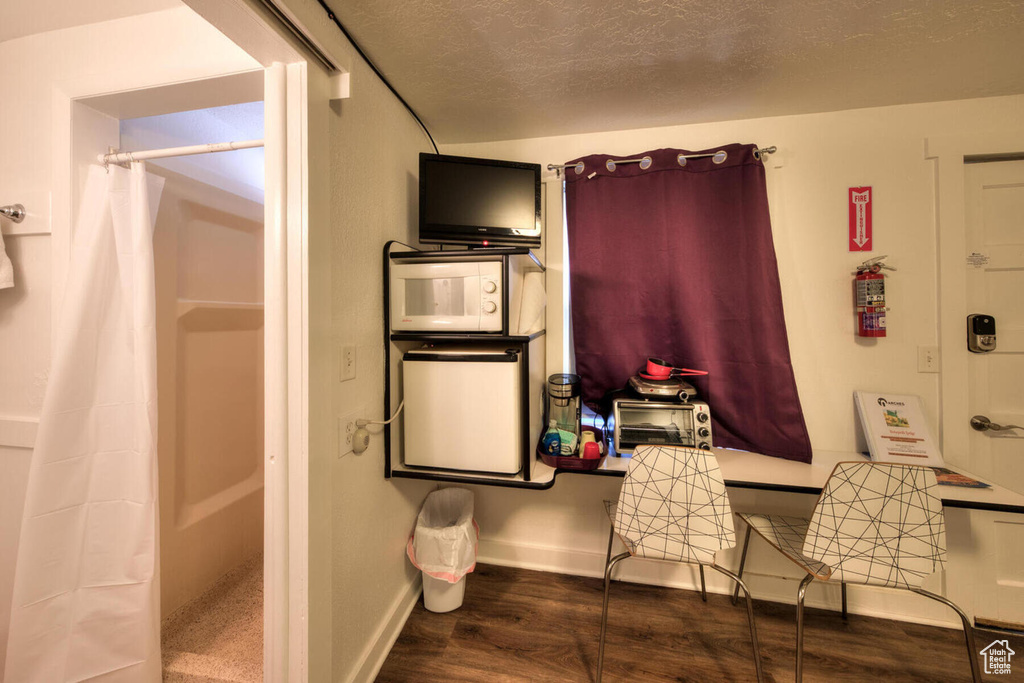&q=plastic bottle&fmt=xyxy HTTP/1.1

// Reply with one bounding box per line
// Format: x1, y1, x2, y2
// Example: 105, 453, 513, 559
541, 419, 561, 457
